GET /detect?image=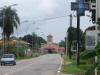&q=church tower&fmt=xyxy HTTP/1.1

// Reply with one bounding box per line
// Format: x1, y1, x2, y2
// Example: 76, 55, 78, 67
47, 34, 53, 44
